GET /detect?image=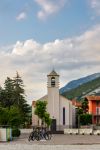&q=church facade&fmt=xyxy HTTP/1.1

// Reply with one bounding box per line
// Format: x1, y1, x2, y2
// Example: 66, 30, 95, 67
32, 70, 76, 130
